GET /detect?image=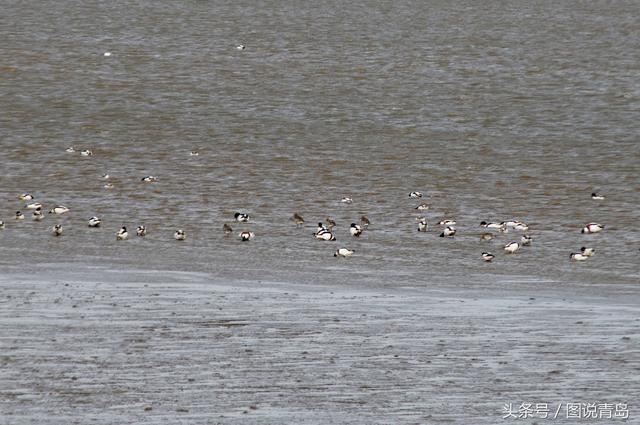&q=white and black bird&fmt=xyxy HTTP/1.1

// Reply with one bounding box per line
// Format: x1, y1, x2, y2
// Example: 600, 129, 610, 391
334, 248, 354, 257
103, 183, 114, 189
316, 222, 329, 233
350, 223, 363, 237
580, 247, 595, 257
417, 217, 428, 232
18, 193, 34, 201
239, 231, 255, 241
0, 220, 4, 229
15, 211, 25, 220
236, 44, 245, 50
591, 192, 605, 200
189, 151, 199, 156
415, 203, 430, 211
52, 224, 63, 236
174, 229, 186, 241
520, 234, 532, 246
88, 216, 101, 227
315, 230, 336, 241
33, 208, 44, 221
504, 241, 520, 254
235, 212, 250, 222
65, 147, 75, 153
117, 226, 129, 240
481, 221, 505, 230
439, 219, 456, 226
141, 176, 157, 182
136, 225, 147, 237
570, 252, 589, 261
505, 220, 529, 231
80, 149, 93, 156
26, 202, 42, 210
409, 191, 423, 198
482, 252, 495, 262
49, 206, 70, 215
581, 223, 604, 234
440, 226, 456, 237
341, 197, 353, 204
